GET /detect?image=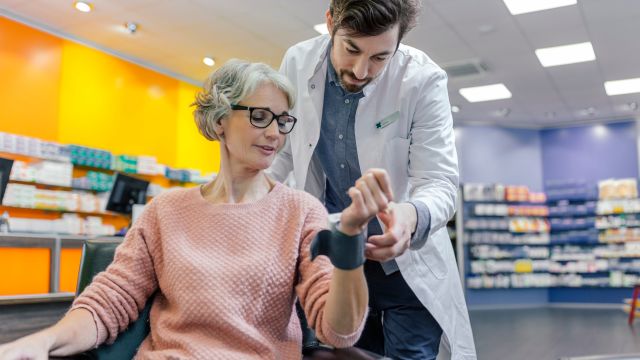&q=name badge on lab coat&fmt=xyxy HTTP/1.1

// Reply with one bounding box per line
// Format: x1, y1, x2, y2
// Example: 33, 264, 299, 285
375, 111, 400, 129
